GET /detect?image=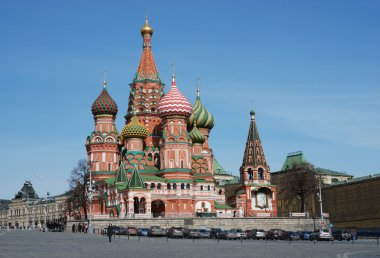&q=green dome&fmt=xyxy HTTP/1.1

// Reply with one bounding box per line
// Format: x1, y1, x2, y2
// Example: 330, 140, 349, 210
121, 115, 149, 140
189, 123, 205, 144
188, 91, 215, 130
